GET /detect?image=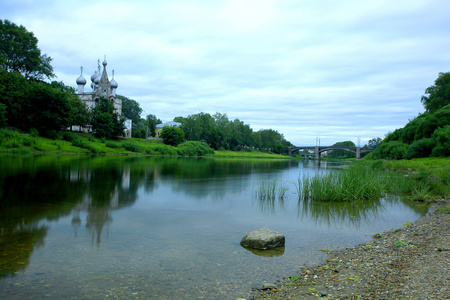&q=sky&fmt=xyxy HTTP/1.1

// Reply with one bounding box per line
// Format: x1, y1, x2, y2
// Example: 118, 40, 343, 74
1, 0, 449, 146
